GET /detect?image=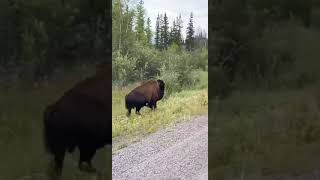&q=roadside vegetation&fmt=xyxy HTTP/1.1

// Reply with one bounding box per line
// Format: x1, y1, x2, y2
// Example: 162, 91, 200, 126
112, 82, 208, 138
